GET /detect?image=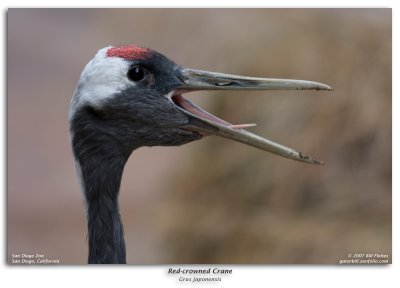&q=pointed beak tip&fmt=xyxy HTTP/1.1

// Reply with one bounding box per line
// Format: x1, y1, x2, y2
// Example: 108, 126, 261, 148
321, 84, 334, 91
302, 158, 325, 165
314, 160, 326, 165
297, 152, 325, 165
310, 83, 333, 92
